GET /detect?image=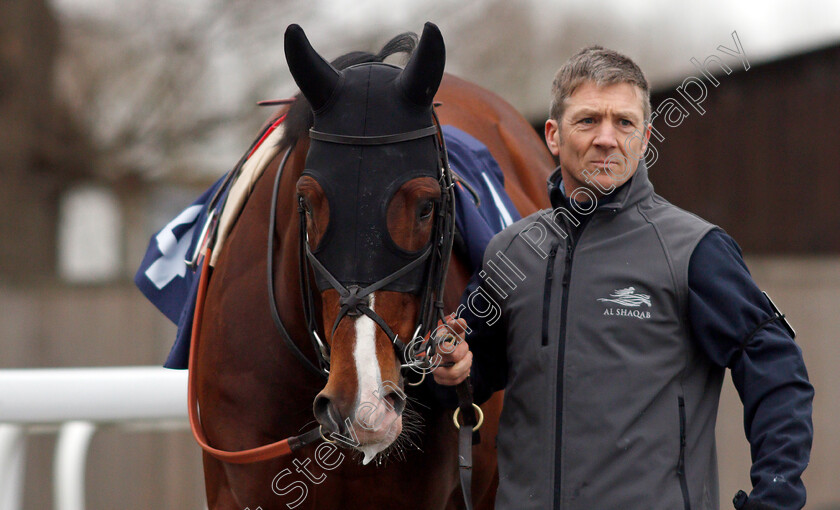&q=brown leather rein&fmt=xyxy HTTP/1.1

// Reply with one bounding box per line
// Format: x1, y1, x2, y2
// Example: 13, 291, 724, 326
187, 249, 321, 463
